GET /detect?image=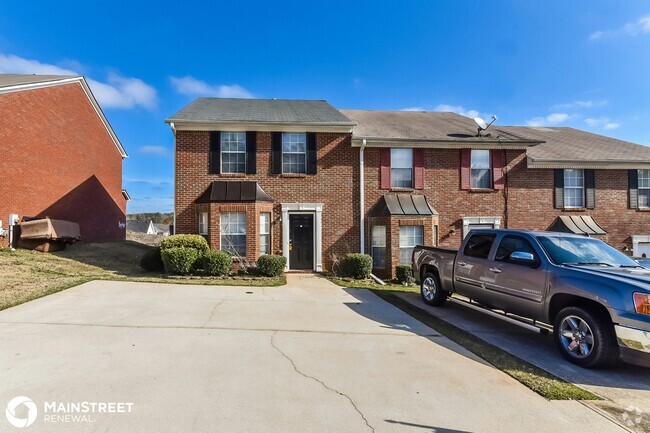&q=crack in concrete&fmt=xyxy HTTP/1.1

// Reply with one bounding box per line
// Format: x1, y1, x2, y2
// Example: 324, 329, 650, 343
202, 300, 223, 327
269, 331, 375, 433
